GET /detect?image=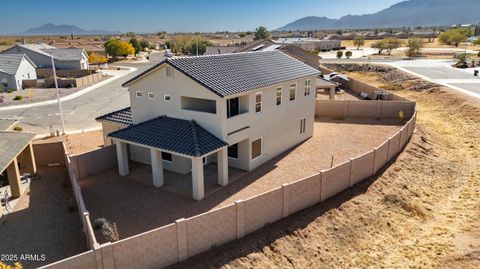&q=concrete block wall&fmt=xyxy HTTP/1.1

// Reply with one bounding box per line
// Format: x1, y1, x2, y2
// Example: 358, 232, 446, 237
33, 141, 66, 166
71, 145, 117, 180
315, 99, 415, 120
39, 112, 417, 269
350, 150, 375, 186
